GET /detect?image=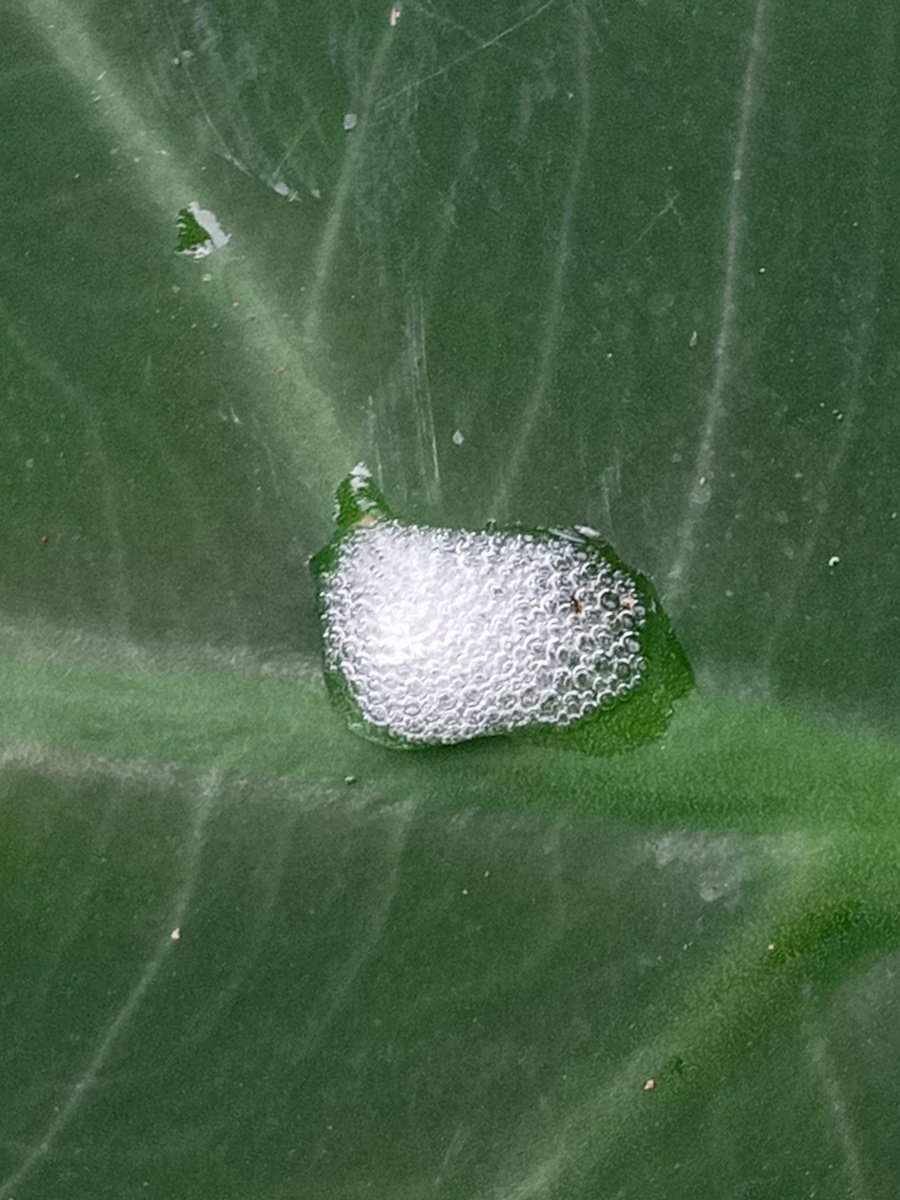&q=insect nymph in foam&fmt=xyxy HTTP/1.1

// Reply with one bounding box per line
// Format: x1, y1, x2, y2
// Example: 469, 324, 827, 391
311, 466, 693, 754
